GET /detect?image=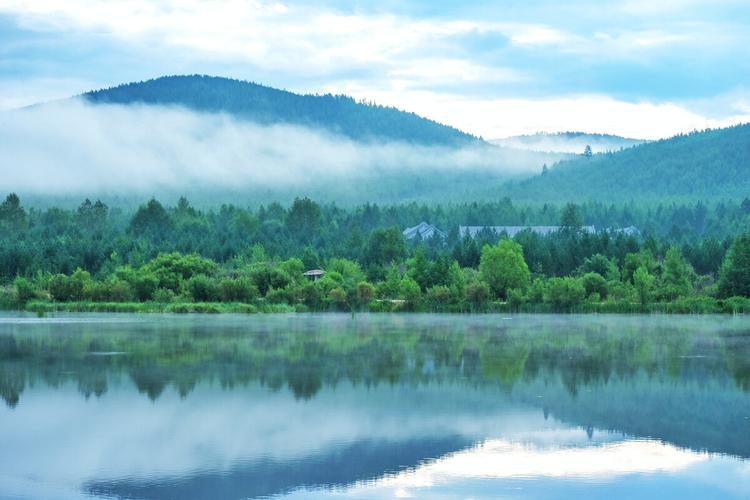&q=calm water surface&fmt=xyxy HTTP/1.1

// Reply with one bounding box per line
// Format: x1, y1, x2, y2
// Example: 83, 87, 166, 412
1, 313, 749, 499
